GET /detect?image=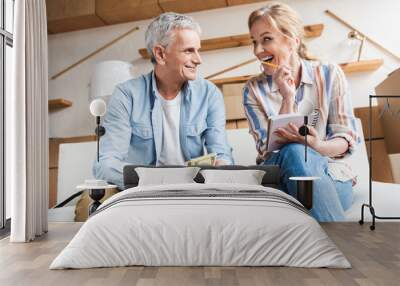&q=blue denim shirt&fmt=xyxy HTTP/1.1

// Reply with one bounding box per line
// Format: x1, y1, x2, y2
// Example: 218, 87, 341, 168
93, 71, 233, 188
